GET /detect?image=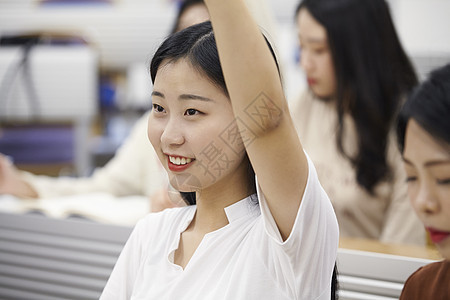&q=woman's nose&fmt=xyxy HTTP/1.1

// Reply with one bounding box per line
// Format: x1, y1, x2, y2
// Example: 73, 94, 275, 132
161, 118, 185, 147
300, 50, 313, 73
415, 181, 440, 215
